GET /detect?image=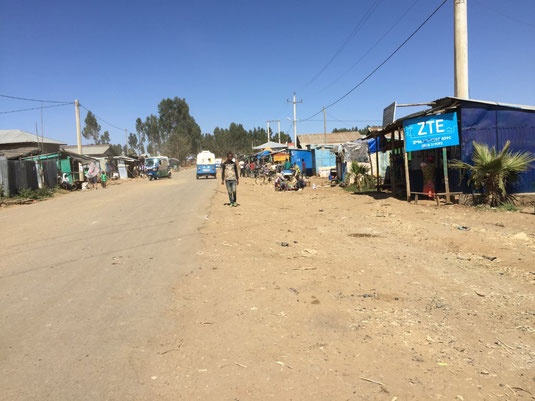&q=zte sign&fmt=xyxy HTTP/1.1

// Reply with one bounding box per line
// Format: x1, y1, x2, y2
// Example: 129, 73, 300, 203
403, 112, 460, 152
